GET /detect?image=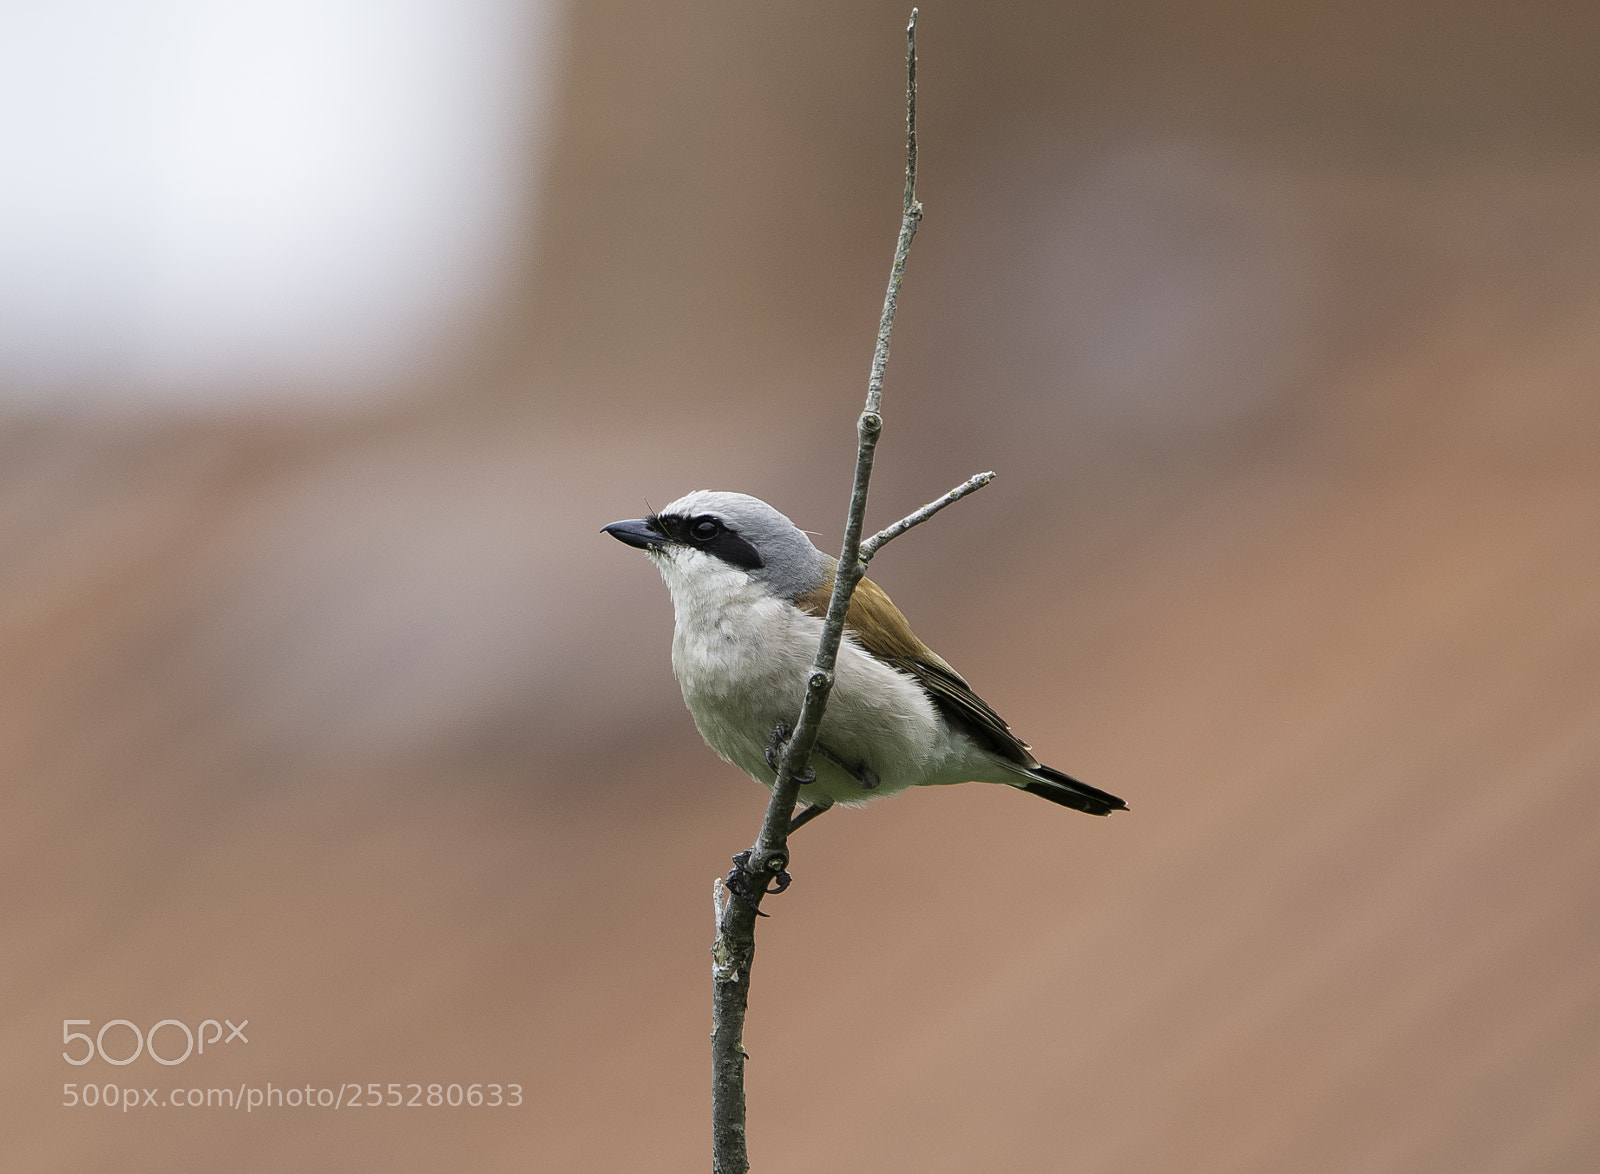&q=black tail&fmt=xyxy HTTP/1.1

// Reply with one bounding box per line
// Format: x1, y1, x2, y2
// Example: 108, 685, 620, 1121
1020, 764, 1128, 816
